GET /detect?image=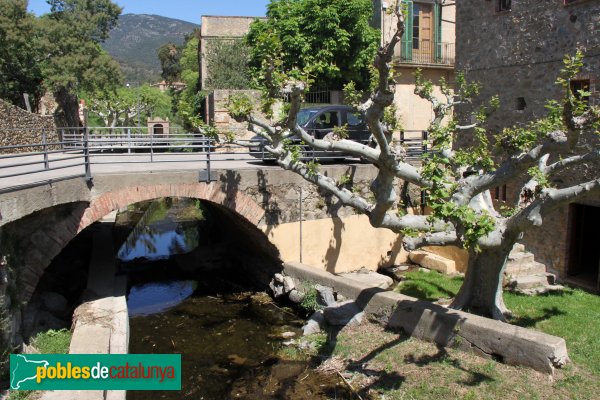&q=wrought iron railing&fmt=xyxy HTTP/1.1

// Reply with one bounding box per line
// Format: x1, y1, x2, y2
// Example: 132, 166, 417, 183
394, 41, 455, 66
0, 128, 428, 192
